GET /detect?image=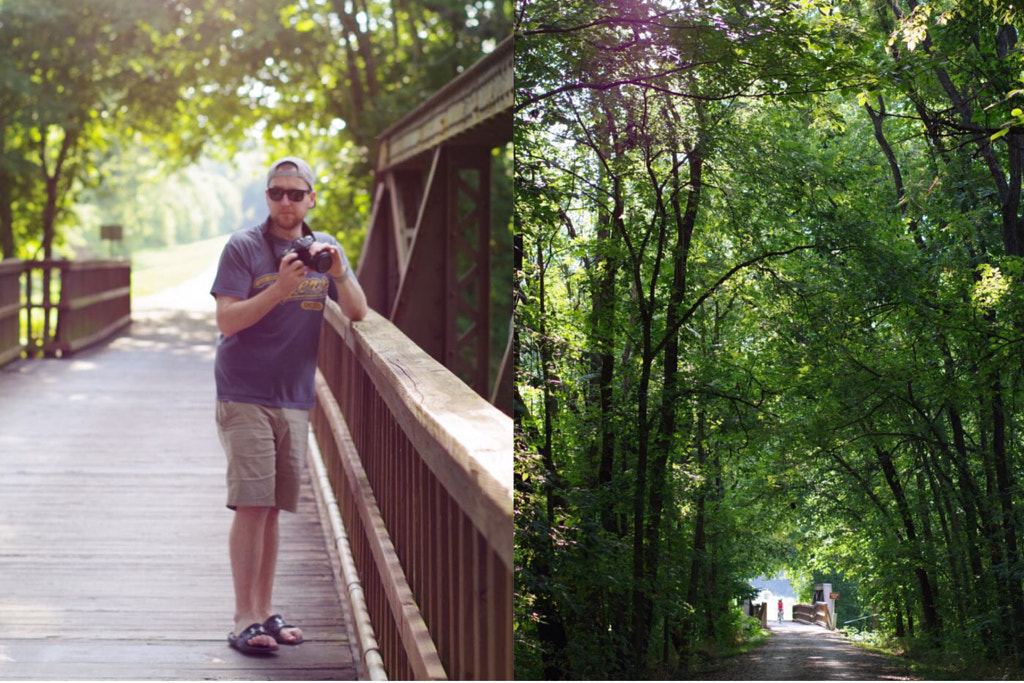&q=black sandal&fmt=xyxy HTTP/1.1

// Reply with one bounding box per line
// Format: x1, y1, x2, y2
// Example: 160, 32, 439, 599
228, 622, 279, 655
264, 613, 304, 645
